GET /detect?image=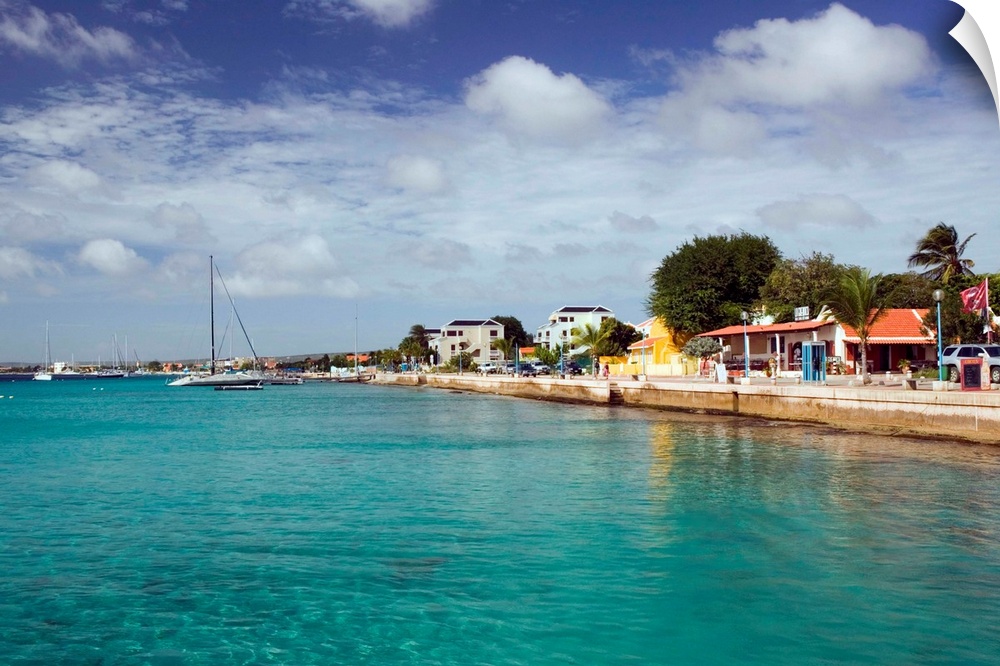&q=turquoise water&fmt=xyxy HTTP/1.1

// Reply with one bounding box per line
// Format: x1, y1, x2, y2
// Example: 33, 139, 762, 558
2, 379, 999, 665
